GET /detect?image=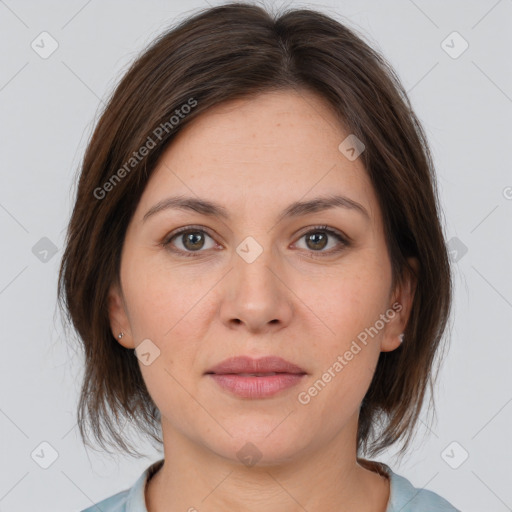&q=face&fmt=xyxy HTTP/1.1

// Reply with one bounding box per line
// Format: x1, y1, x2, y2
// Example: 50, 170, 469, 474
108, 90, 416, 466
